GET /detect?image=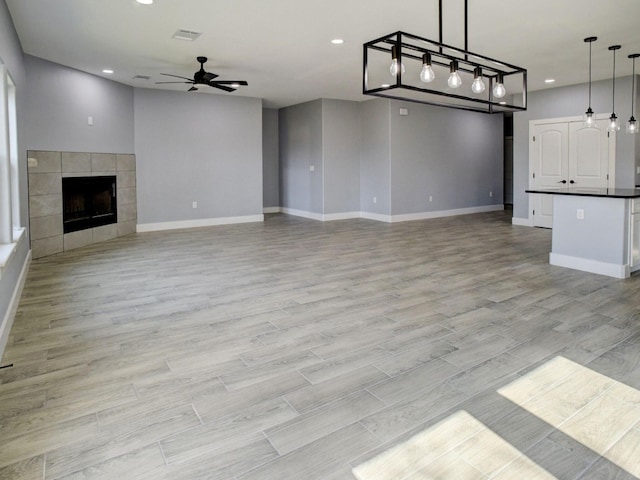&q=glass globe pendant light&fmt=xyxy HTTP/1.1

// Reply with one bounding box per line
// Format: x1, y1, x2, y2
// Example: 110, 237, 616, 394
608, 45, 621, 132
420, 53, 435, 83
627, 53, 639, 134
492, 73, 506, 98
448, 60, 462, 88
471, 67, 486, 94
389, 45, 405, 76
583, 36, 597, 128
